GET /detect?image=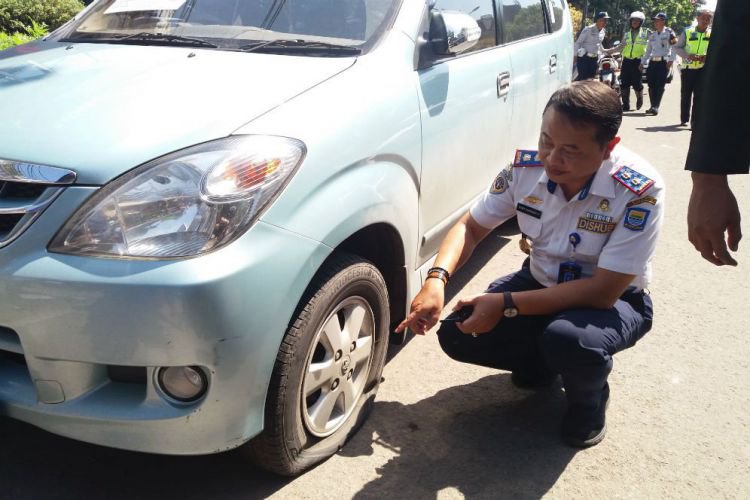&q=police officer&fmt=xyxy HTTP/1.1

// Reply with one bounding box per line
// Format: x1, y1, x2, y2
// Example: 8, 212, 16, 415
642, 12, 676, 115
675, 9, 713, 127
396, 81, 664, 448
574, 11, 612, 81
619, 11, 649, 111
